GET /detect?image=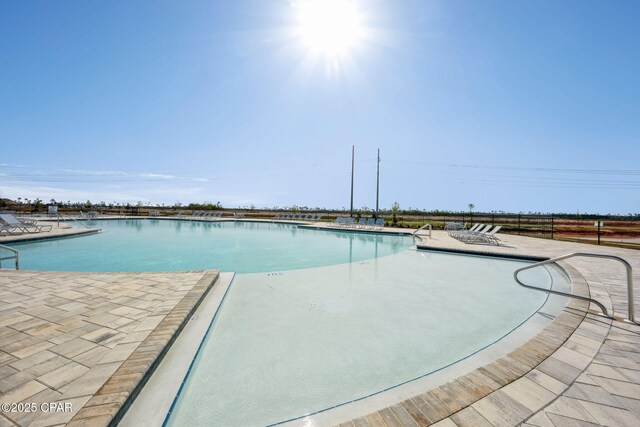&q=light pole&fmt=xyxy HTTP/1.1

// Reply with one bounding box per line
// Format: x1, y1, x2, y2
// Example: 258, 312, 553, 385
350, 145, 355, 217
375, 148, 380, 218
